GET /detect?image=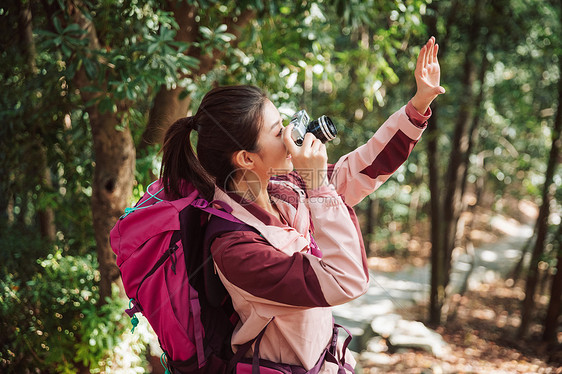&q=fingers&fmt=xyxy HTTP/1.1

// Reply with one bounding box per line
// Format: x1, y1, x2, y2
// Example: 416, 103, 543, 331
282, 123, 299, 154
310, 138, 324, 155
416, 44, 426, 72
417, 37, 439, 74
300, 132, 316, 150
283, 127, 323, 156
426, 37, 434, 65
